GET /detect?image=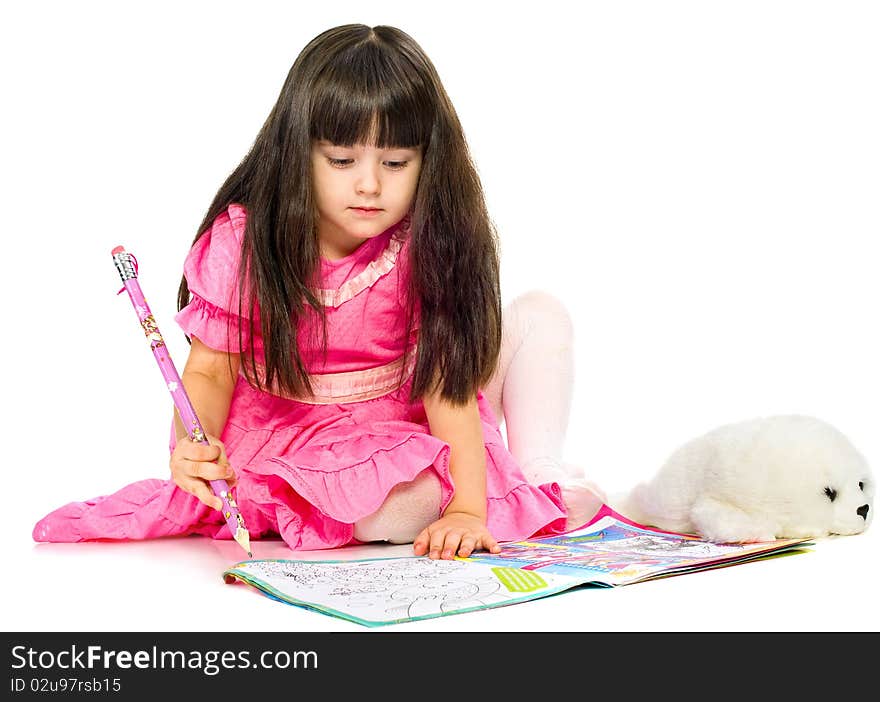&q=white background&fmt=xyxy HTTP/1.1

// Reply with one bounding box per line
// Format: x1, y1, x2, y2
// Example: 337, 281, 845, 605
2, 1, 878, 632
